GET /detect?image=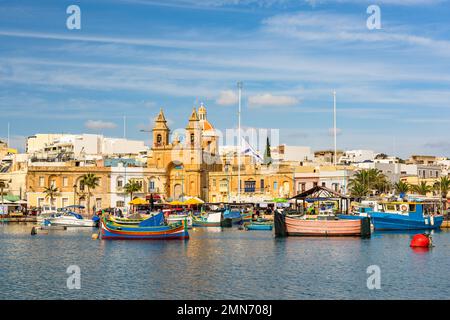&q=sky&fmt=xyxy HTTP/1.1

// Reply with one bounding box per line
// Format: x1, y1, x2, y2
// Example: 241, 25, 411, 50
0, 0, 450, 158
